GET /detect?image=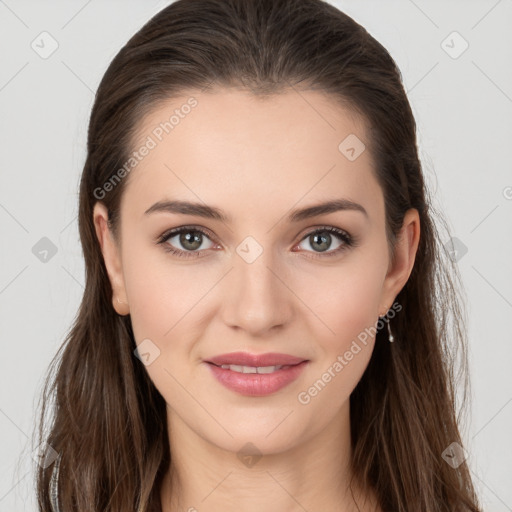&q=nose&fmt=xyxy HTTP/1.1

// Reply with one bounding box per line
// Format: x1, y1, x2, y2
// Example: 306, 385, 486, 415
219, 241, 293, 337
